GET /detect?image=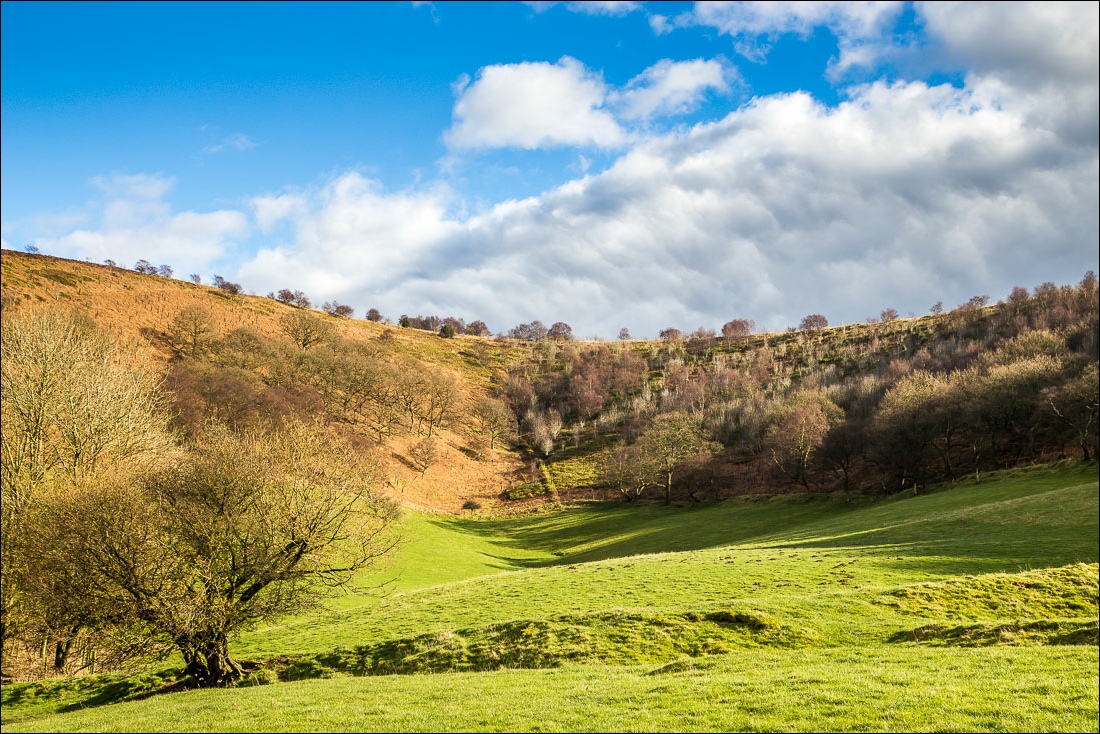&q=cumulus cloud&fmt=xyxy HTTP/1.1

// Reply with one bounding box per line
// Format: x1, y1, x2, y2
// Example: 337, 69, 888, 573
917, 2, 1099, 147
919, 1, 1098, 87
611, 58, 735, 120
444, 56, 626, 150
252, 193, 308, 234
17, 4, 1097, 340
678, 0, 905, 74
439, 84, 1091, 335
232, 65, 1096, 338
238, 173, 462, 303
35, 173, 248, 276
